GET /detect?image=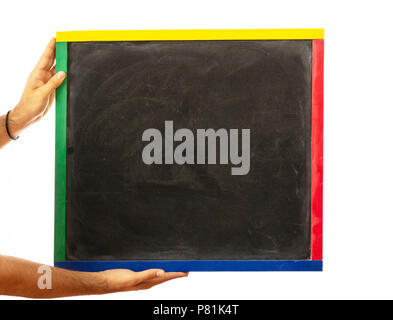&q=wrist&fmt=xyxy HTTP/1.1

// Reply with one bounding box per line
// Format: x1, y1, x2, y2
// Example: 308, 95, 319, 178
95, 270, 123, 294
7, 105, 28, 138
90, 272, 111, 295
